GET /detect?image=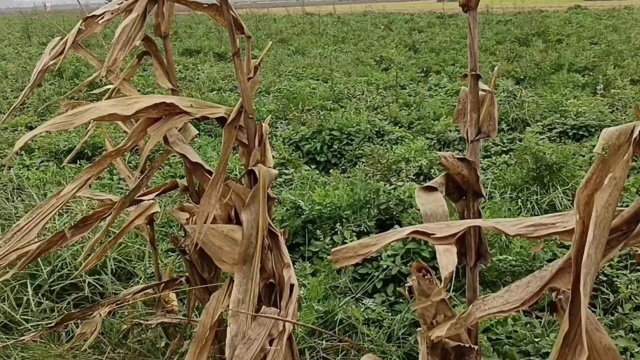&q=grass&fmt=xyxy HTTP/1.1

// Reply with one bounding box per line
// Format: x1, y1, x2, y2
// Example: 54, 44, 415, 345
2, 5, 640, 359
